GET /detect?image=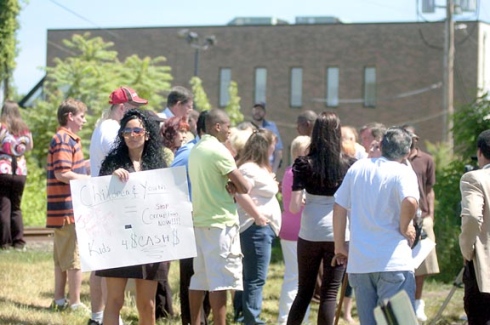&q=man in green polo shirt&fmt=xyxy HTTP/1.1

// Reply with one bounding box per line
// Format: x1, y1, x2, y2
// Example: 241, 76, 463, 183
188, 109, 250, 325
